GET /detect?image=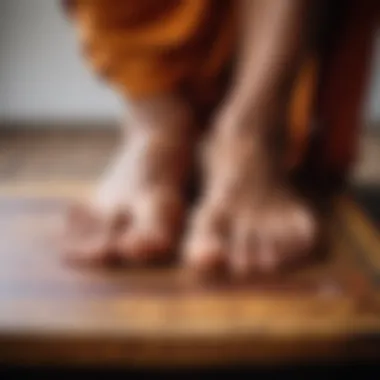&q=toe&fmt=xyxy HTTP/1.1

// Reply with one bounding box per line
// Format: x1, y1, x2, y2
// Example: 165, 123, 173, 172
64, 236, 111, 265
279, 207, 316, 266
116, 227, 173, 264
255, 206, 316, 272
62, 202, 112, 265
256, 237, 280, 272
182, 205, 228, 273
290, 205, 316, 248
182, 233, 225, 272
115, 192, 183, 263
230, 221, 260, 277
